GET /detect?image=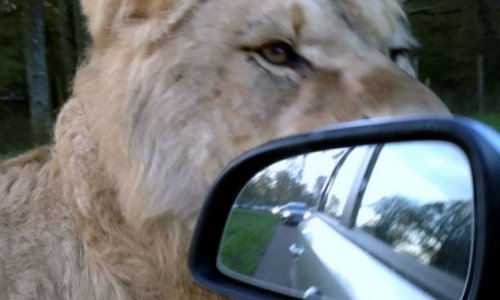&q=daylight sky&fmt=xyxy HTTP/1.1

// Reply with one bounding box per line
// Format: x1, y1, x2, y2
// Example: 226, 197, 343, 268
260, 140, 473, 205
